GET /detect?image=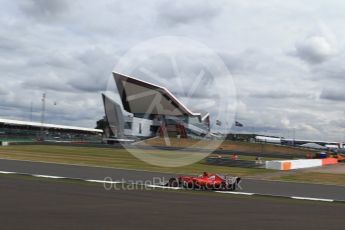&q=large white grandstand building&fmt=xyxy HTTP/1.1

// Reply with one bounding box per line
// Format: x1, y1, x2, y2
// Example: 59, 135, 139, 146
102, 72, 211, 140
0, 118, 102, 143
